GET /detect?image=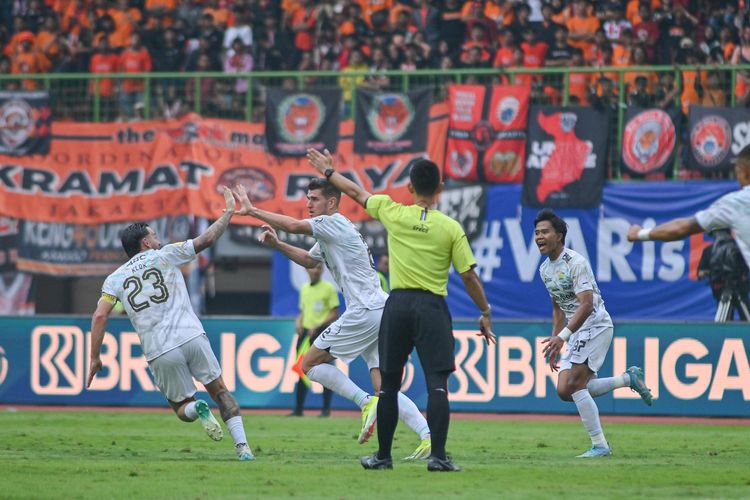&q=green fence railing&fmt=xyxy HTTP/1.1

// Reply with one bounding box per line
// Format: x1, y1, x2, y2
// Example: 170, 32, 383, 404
0, 64, 745, 178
